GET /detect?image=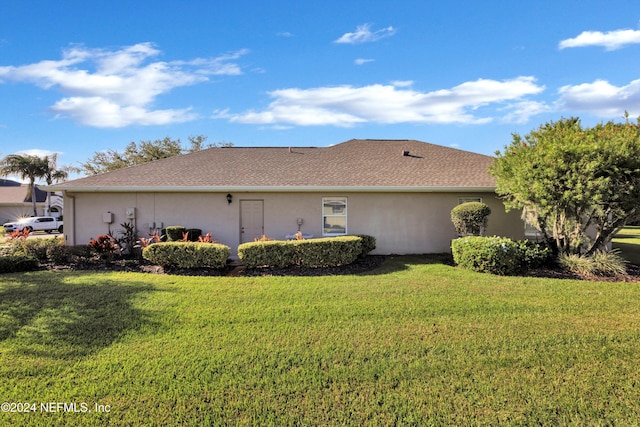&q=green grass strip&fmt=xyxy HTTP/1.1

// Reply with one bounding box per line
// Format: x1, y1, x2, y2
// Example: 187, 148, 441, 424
1, 256, 640, 425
